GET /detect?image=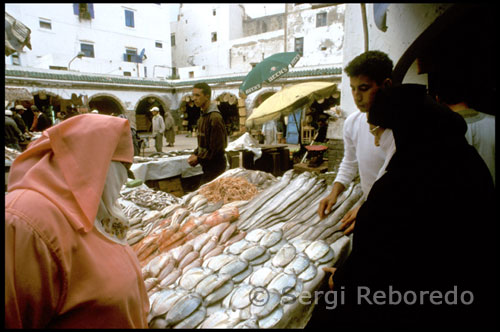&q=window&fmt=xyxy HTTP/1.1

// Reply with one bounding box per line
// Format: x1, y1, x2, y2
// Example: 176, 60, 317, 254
39, 19, 52, 30
155, 41, 163, 48
125, 9, 135, 27
144, 67, 147, 77
189, 71, 194, 78
80, 43, 95, 58
12, 54, 20, 66
123, 48, 138, 62
171, 34, 175, 47
211, 32, 217, 43
213, 9, 216, 16
123, 71, 132, 77
294, 37, 304, 56
316, 12, 327, 27
73, 3, 94, 19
